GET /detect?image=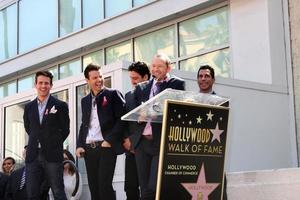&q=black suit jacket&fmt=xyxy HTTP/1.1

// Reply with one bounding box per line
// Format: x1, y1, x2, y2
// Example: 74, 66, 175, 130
5, 167, 27, 200
131, 76, 185, 149
77, 88, 125, 155
123, 90, 140, 151
23, 95, 70, 163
